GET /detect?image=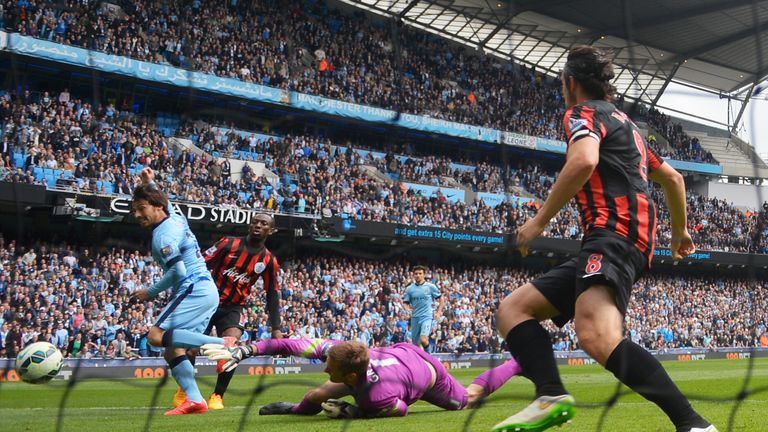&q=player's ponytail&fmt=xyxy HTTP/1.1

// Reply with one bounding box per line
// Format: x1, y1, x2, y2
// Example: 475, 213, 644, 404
563, 45, 617, 102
